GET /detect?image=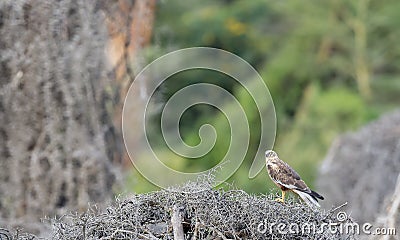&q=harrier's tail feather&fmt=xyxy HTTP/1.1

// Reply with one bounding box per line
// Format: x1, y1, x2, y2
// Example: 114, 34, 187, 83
293, 189, 320, 208
310, 190, 324, 200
